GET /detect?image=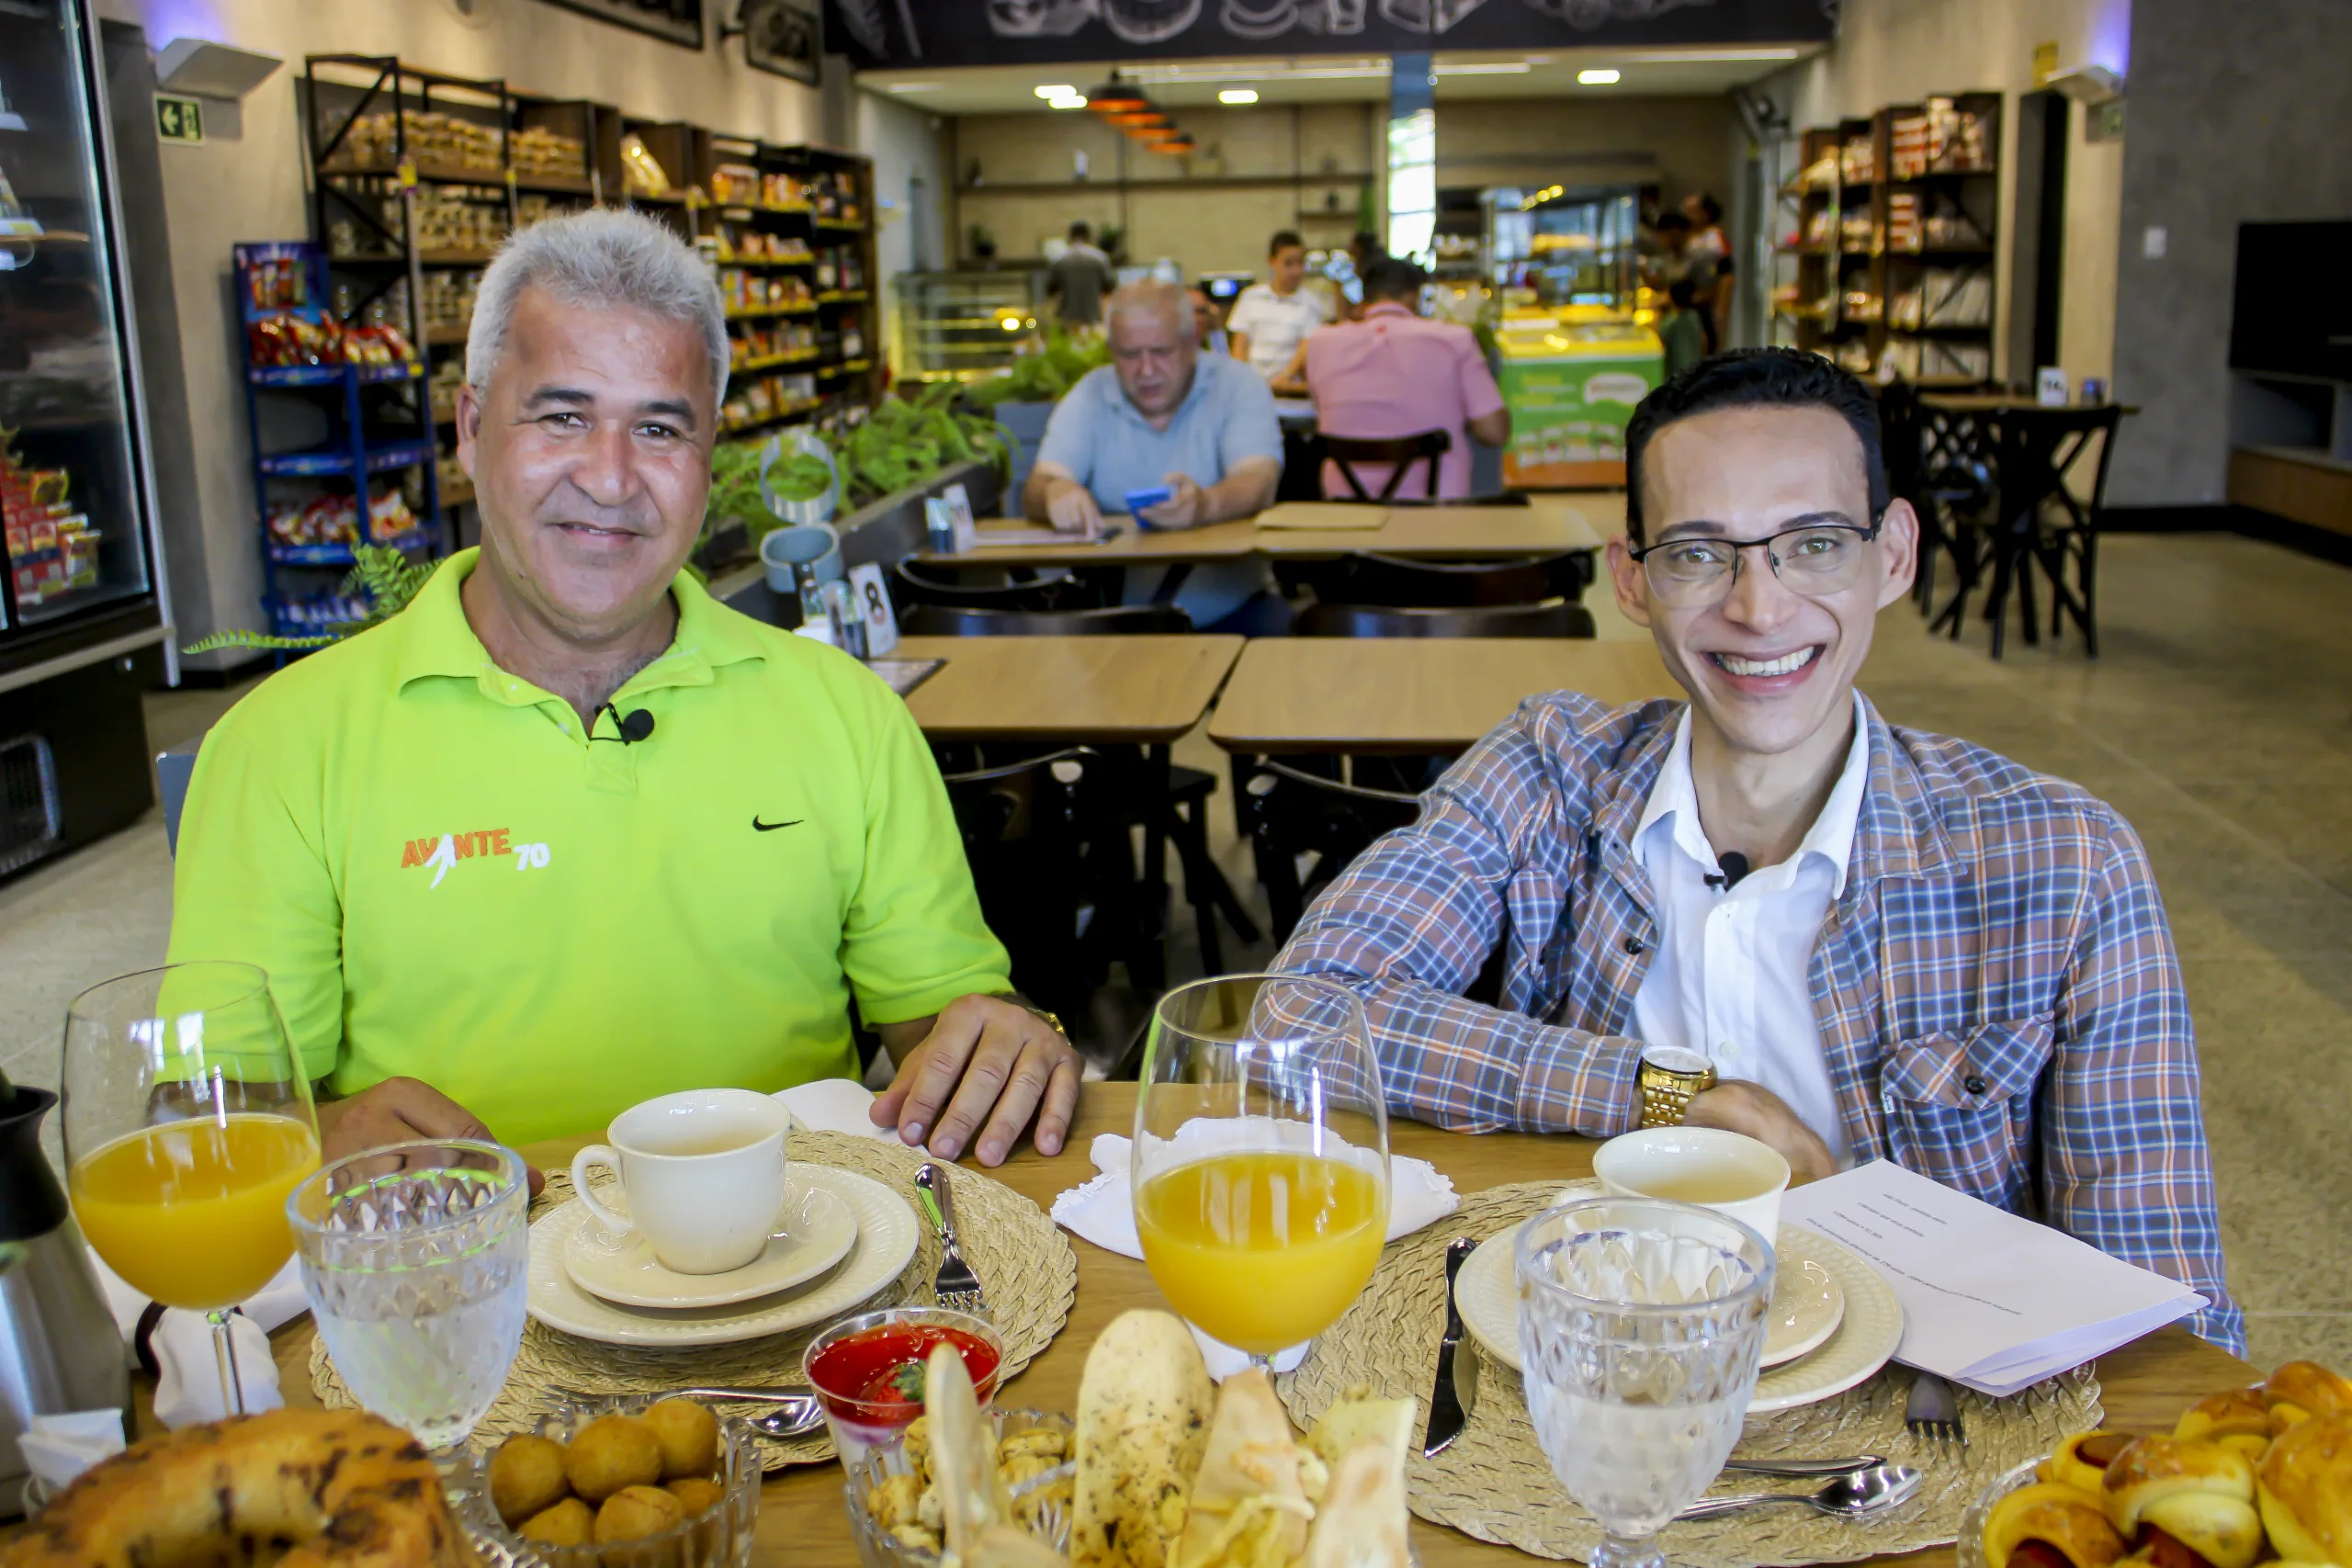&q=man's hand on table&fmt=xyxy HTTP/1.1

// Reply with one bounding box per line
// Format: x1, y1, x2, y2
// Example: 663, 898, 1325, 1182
1139, 473, 1209, 530
1684, 1079, 1838, 1183
1043, 478, 1105, 536
316, 1076, 547, 1194
870, 996, 1082, 1167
